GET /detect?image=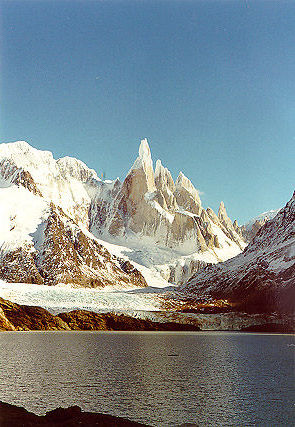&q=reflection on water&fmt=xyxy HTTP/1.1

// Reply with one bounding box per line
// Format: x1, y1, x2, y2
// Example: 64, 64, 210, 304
0, 332, 294, 426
